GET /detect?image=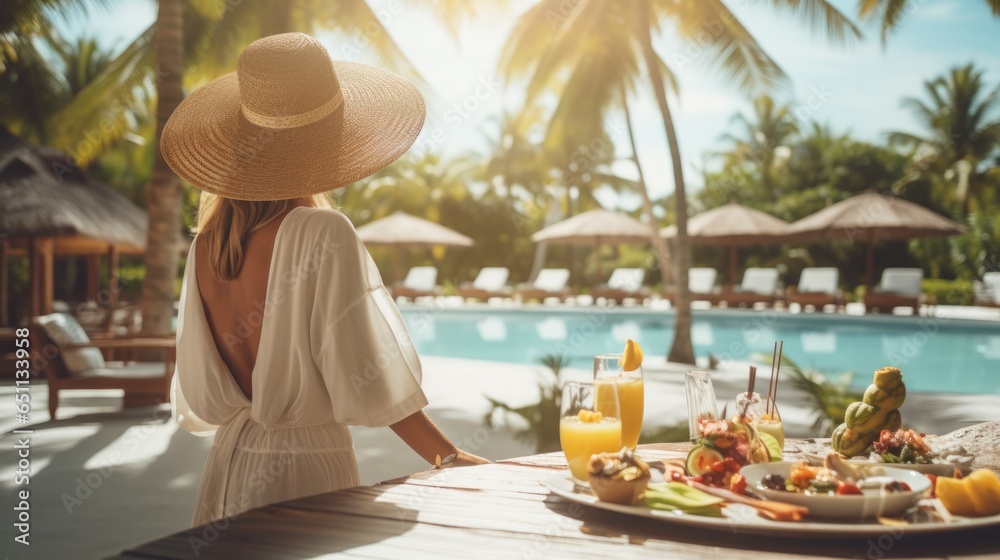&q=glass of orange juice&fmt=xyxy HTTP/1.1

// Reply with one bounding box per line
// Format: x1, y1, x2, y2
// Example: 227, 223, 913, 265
594, 353, 644, 449
560, 381, 622, 484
